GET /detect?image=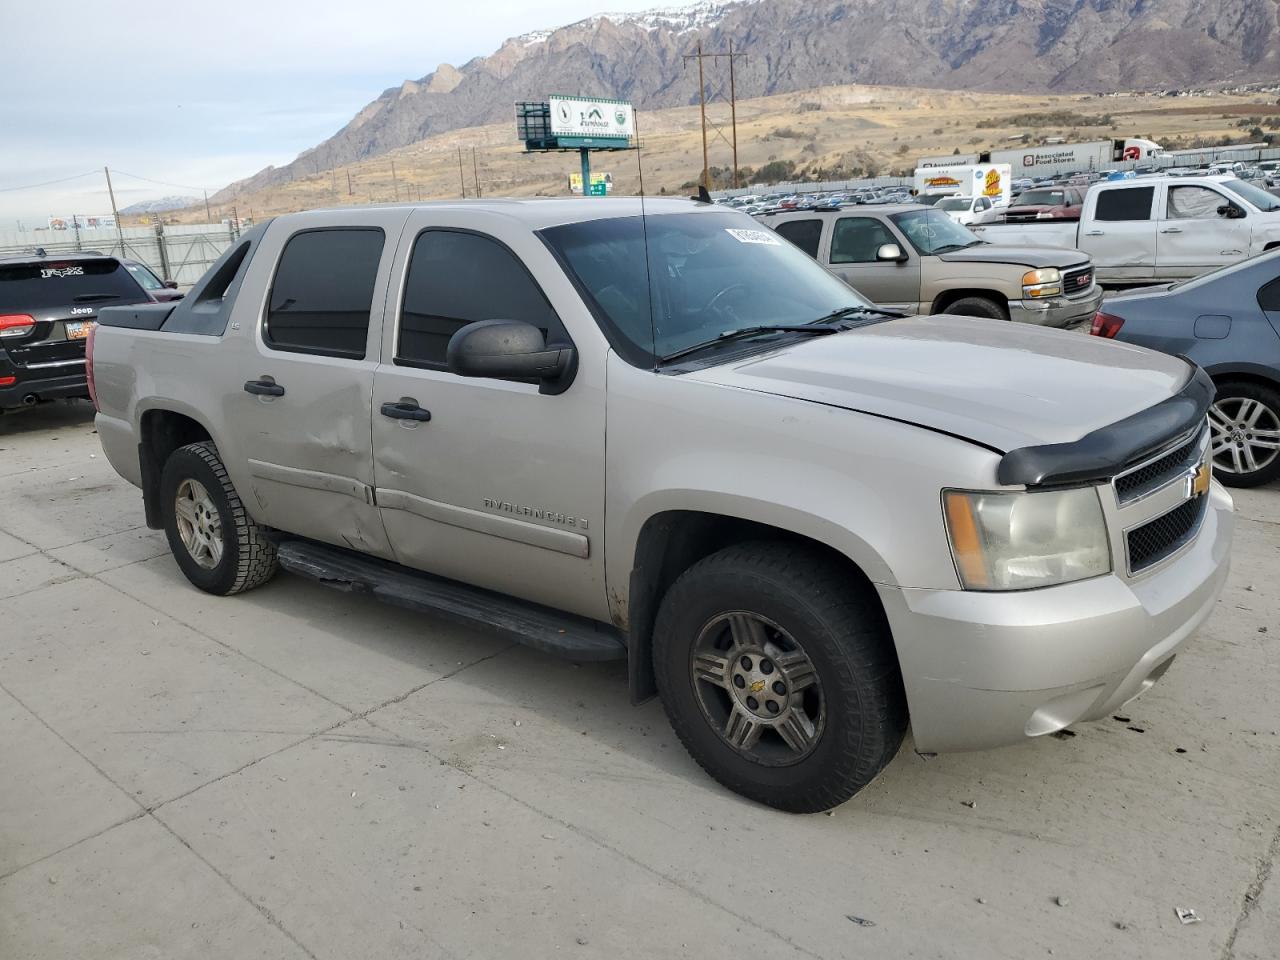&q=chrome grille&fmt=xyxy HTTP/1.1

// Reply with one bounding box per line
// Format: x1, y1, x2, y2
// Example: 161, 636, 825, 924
1062, 265, 1093, 297
1114, 428, 1204, 505
1126, 495, 1207, 573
